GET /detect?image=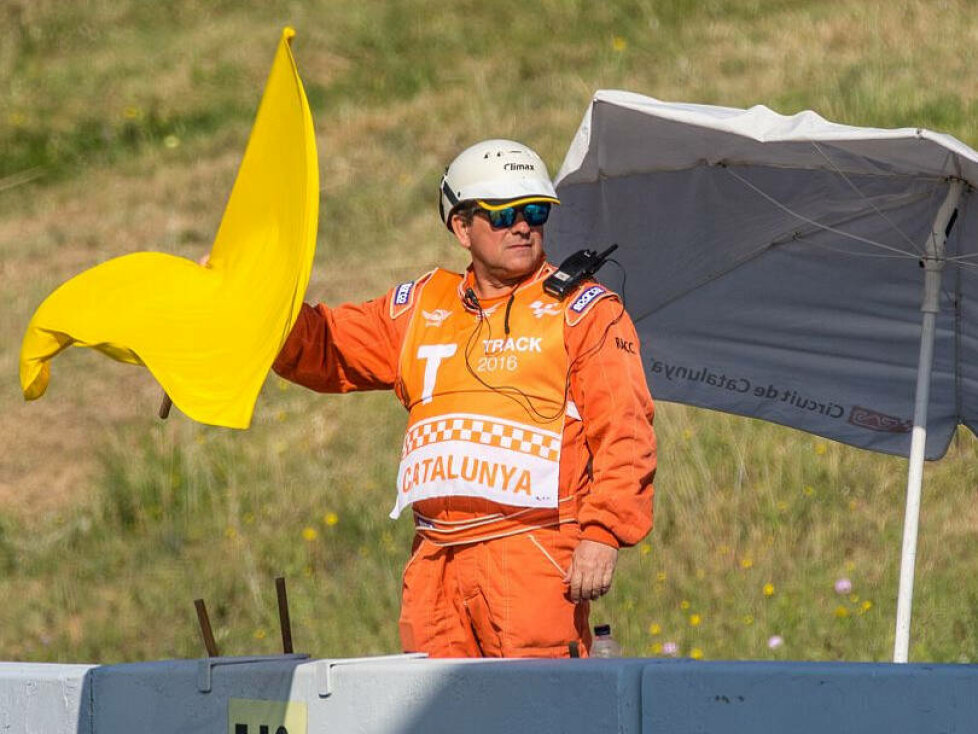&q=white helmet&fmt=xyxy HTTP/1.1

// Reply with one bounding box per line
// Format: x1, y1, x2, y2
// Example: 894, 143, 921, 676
438, 139, 560, 229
